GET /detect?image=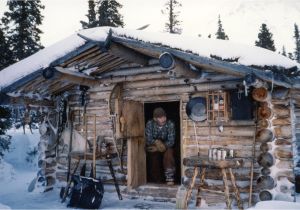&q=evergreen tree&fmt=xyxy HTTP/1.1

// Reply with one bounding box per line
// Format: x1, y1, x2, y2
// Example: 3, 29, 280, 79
97, 0, 124, 27
1, 0, 44, 61
288, 52, 294, 60
294, 23, 300, 62
281, 46, 287, 57
0, 23, 13, 70
255, 23, 276, 51
215, 15, 229, 40
0, 106, 12, 158
162, 0, 182, 34
80, 0, 98, 29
